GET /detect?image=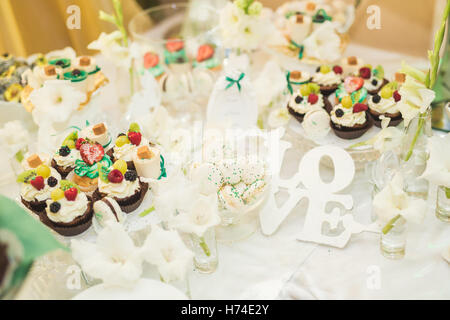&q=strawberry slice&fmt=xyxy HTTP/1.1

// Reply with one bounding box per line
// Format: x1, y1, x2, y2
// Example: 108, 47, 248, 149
197, 44, 214, 62
144, 52, 159, 69
80, 143, 105, 166
344, 77, 364, 93
165, 39, 184, 52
